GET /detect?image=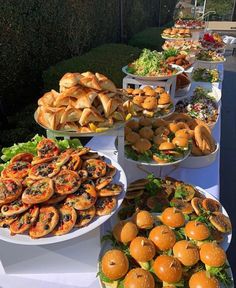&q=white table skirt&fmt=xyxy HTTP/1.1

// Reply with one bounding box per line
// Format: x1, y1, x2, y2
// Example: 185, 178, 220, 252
0, 69, 223, 288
